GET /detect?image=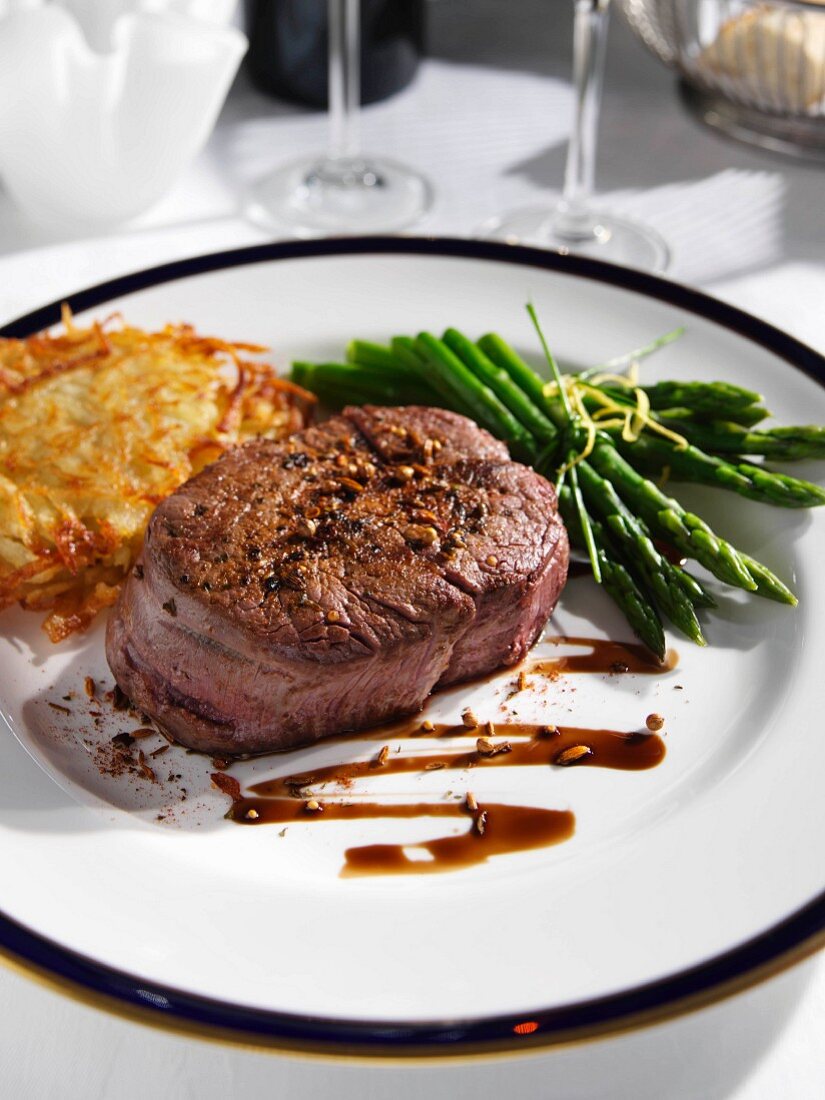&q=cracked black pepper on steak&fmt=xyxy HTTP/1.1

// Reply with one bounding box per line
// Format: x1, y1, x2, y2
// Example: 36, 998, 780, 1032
105, 406, 569, 754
